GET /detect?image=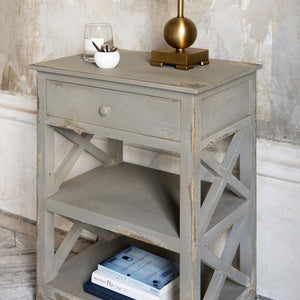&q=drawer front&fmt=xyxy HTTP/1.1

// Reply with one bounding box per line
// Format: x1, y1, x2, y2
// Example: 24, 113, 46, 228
46, 81, 181, 141
200, 81, 250, 138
